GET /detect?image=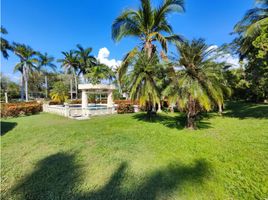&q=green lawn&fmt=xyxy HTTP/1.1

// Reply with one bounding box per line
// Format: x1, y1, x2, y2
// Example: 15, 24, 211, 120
1, 102, 268, 200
